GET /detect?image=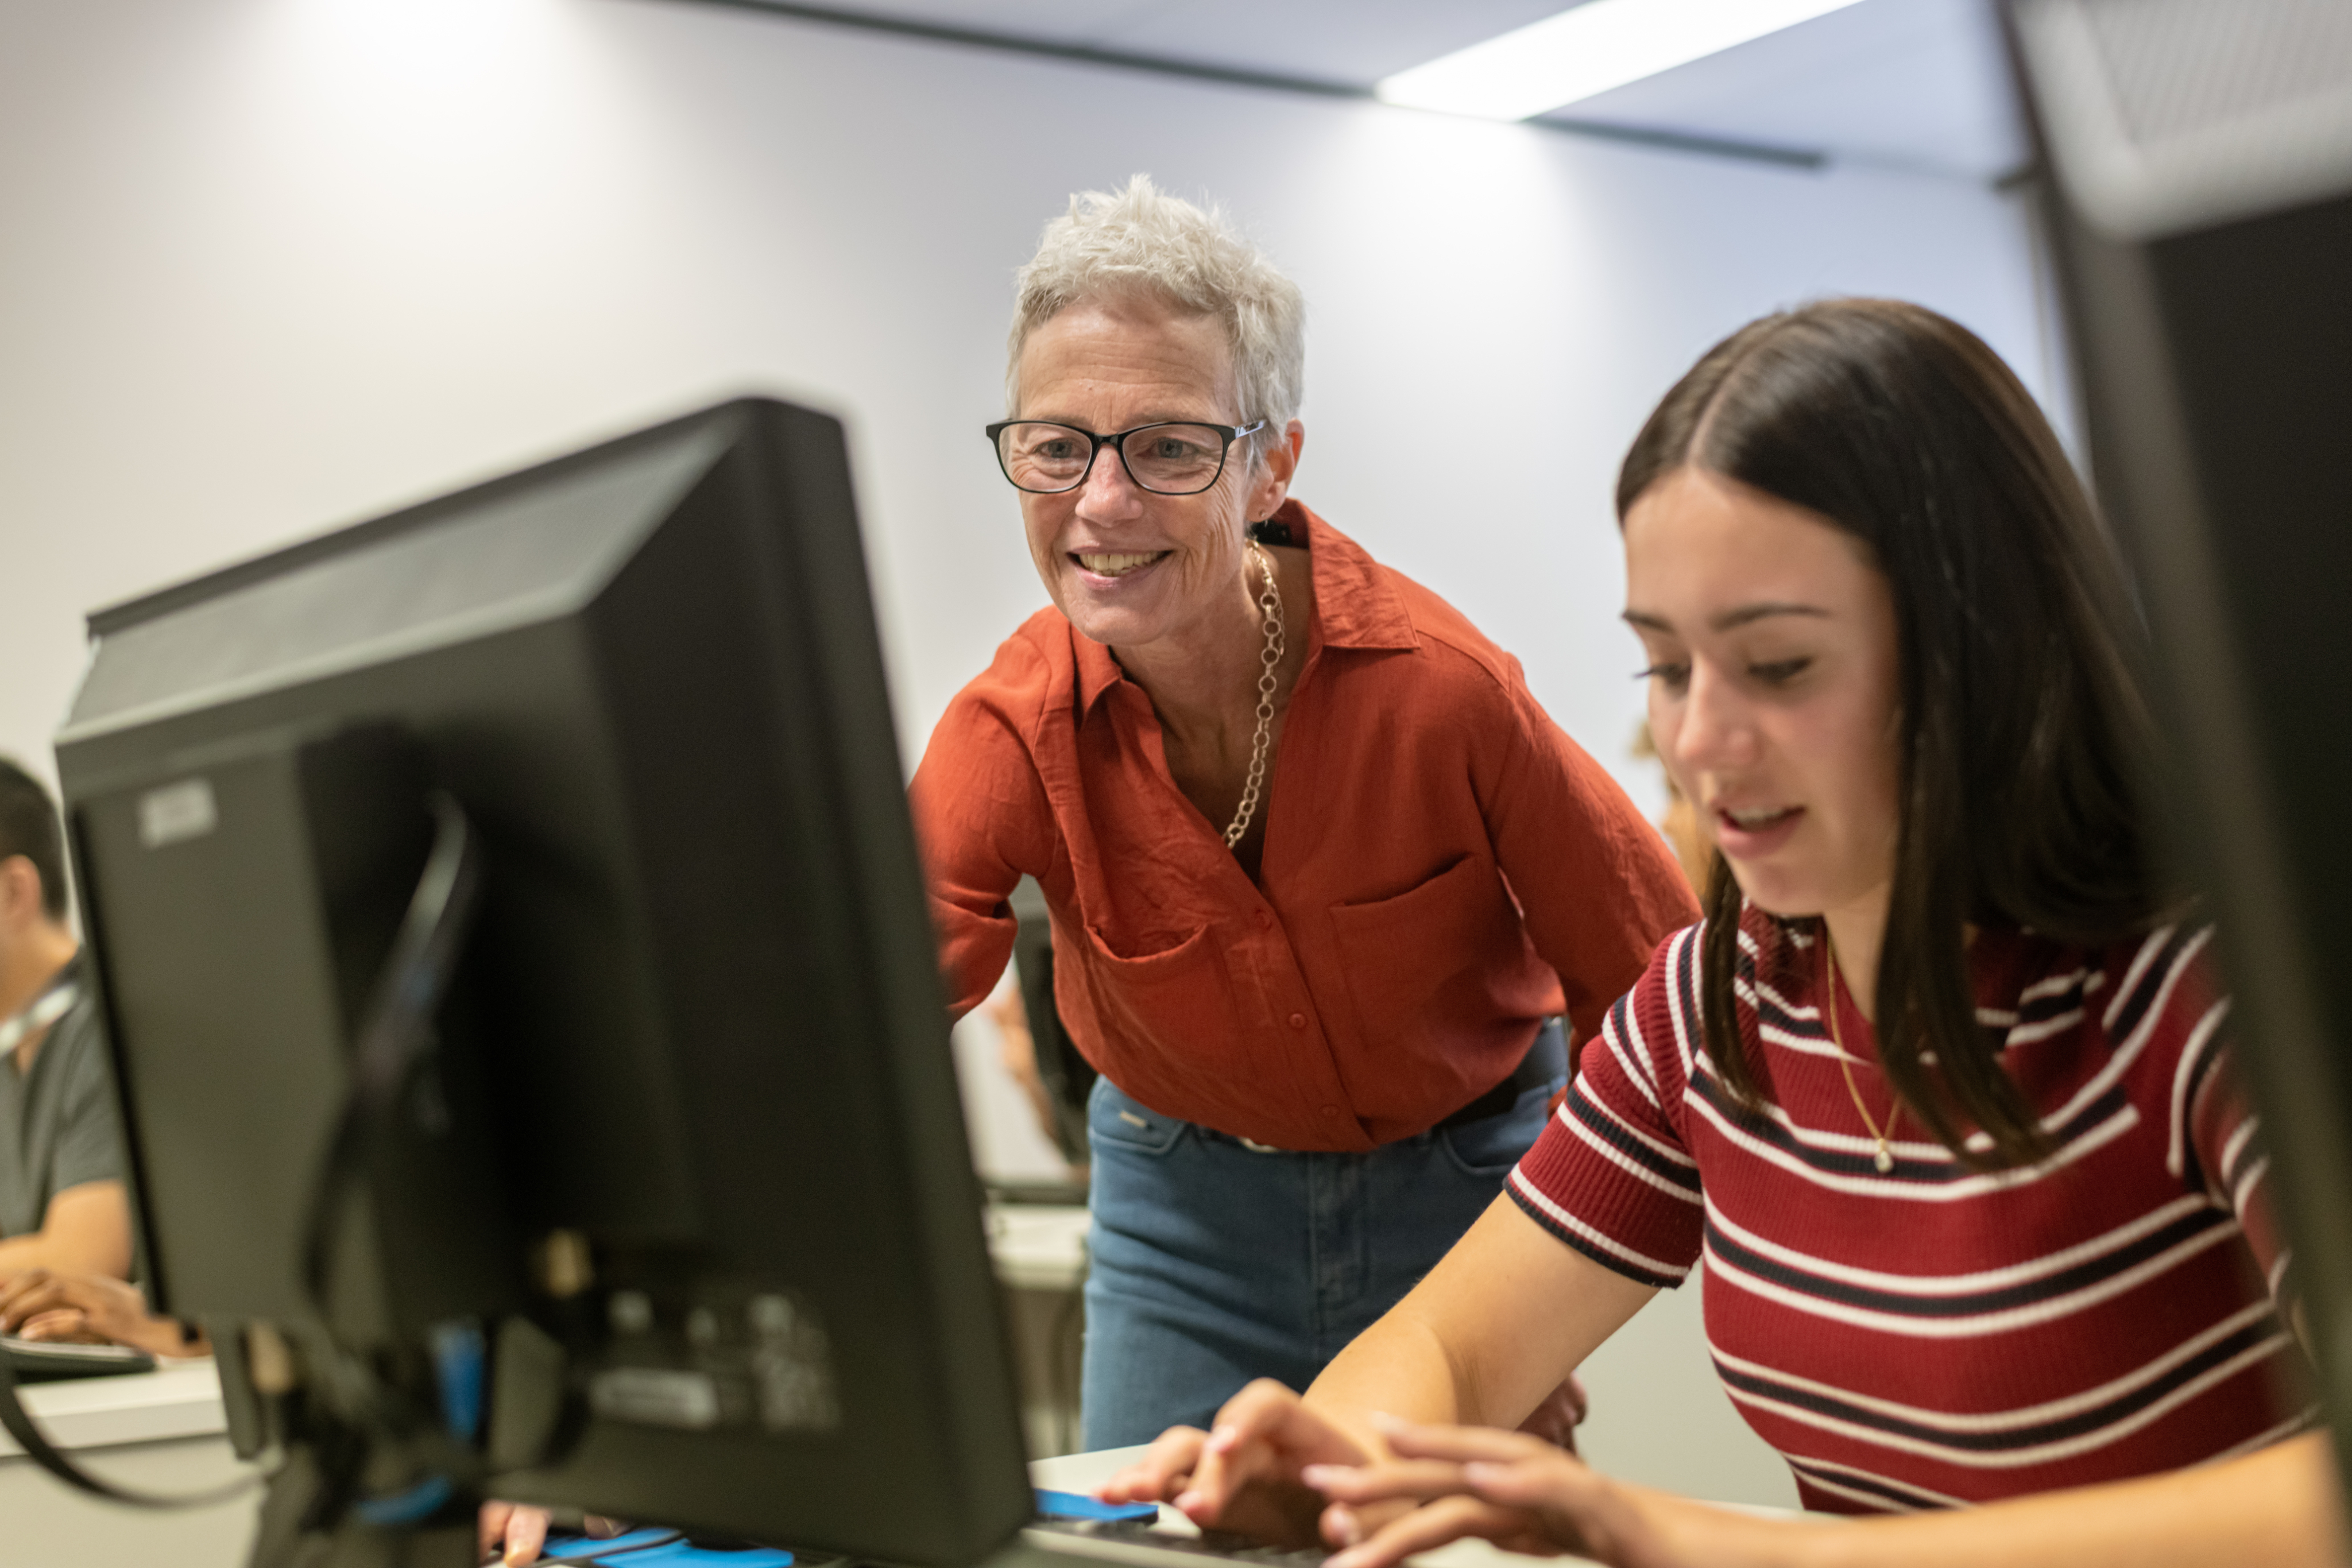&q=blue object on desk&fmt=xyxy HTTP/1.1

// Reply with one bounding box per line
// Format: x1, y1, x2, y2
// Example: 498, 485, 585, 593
1035, 1488, 1160, 1522
537, 1530, 792, 1565
430, 1319, 486, 1442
